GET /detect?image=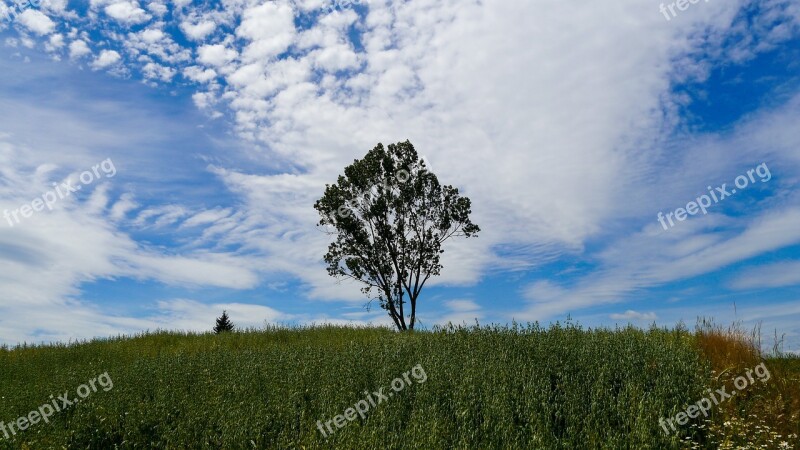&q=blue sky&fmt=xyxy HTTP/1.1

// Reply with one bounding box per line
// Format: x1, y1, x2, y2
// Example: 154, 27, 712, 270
1, 0, 800, 351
